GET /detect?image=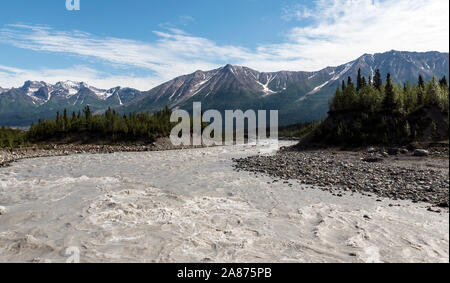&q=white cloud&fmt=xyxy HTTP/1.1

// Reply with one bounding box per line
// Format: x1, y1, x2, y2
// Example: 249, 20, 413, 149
0, 0, 448, 89
243, 0, 449, 70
